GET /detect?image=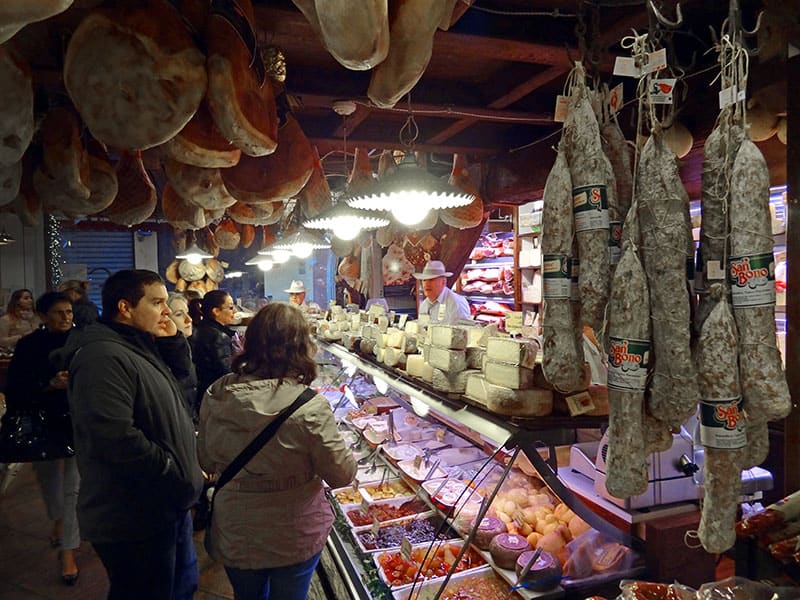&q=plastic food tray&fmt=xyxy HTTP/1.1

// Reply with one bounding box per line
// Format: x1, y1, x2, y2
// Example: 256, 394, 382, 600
391, 565, 525, 600
351, 511, 439, 553
340, 496, 428, 529
359, 477, 416, 503
373, 540, 487, 591
421, 478, 484, 512
397, 459, 448, 482
382, 443, 423, 463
